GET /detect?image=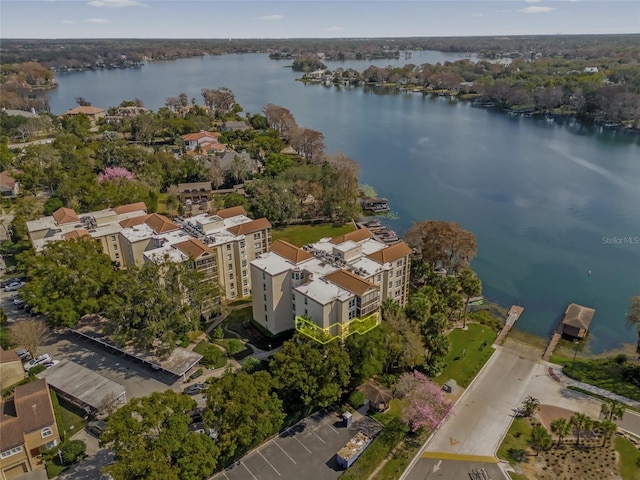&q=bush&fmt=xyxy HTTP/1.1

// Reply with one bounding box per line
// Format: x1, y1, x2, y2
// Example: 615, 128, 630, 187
348, 391, 366, 409
615, 353, 628, 365
201, 345, 223, 368
211, 326, 224, 340
61, 440, 86, 465
242, 357, 261, 373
